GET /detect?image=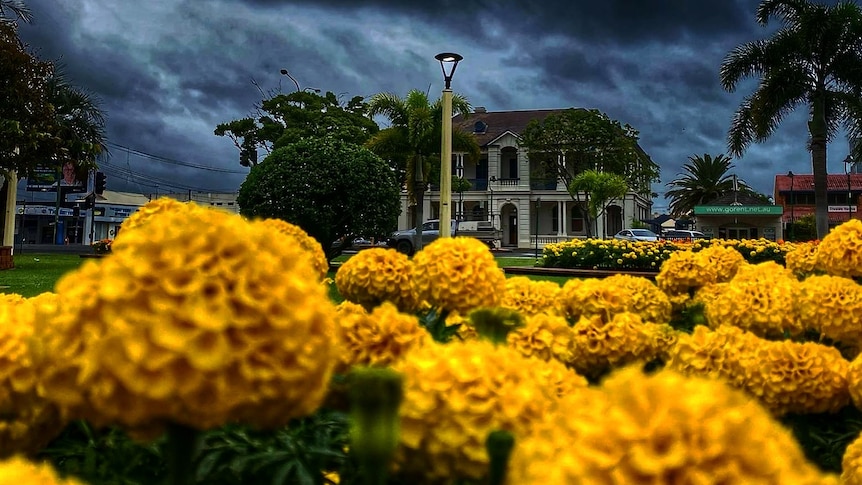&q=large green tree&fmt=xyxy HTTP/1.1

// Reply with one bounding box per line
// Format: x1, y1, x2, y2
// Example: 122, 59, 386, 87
46, 73, 107, 172
521, 108, 660, 236
237, 138, 400, 260
215, 90, 378, 167
664, 154, 753, 216
720, 0, 862, 238
365, 89, 480, 250
569, 170, 629, 237
0, 21, 55, 175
